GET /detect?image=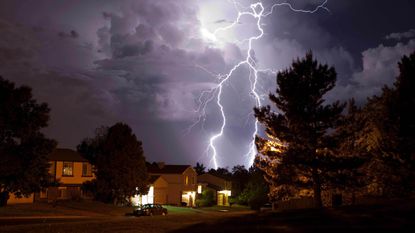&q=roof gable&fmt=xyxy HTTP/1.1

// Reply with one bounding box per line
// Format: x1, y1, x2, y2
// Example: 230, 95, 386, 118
48, 148, 88, 162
